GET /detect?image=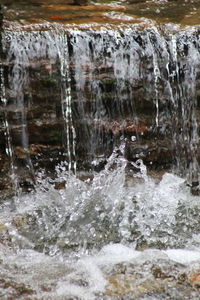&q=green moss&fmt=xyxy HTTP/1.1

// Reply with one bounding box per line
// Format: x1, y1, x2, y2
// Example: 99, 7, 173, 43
40, 77, 58, 89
